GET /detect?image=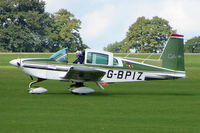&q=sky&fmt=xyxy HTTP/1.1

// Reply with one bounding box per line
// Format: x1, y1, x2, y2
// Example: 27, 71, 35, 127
44, 0, 200, 50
